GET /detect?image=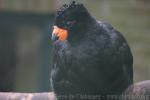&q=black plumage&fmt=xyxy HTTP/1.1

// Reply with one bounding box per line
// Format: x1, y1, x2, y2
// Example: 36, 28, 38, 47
50, 1, 133, 100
